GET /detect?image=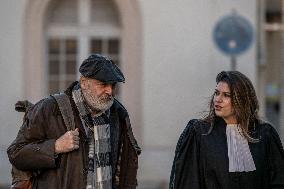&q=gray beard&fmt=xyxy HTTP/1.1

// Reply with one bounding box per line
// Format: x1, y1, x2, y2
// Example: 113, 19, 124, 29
82, 88, 114, 113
